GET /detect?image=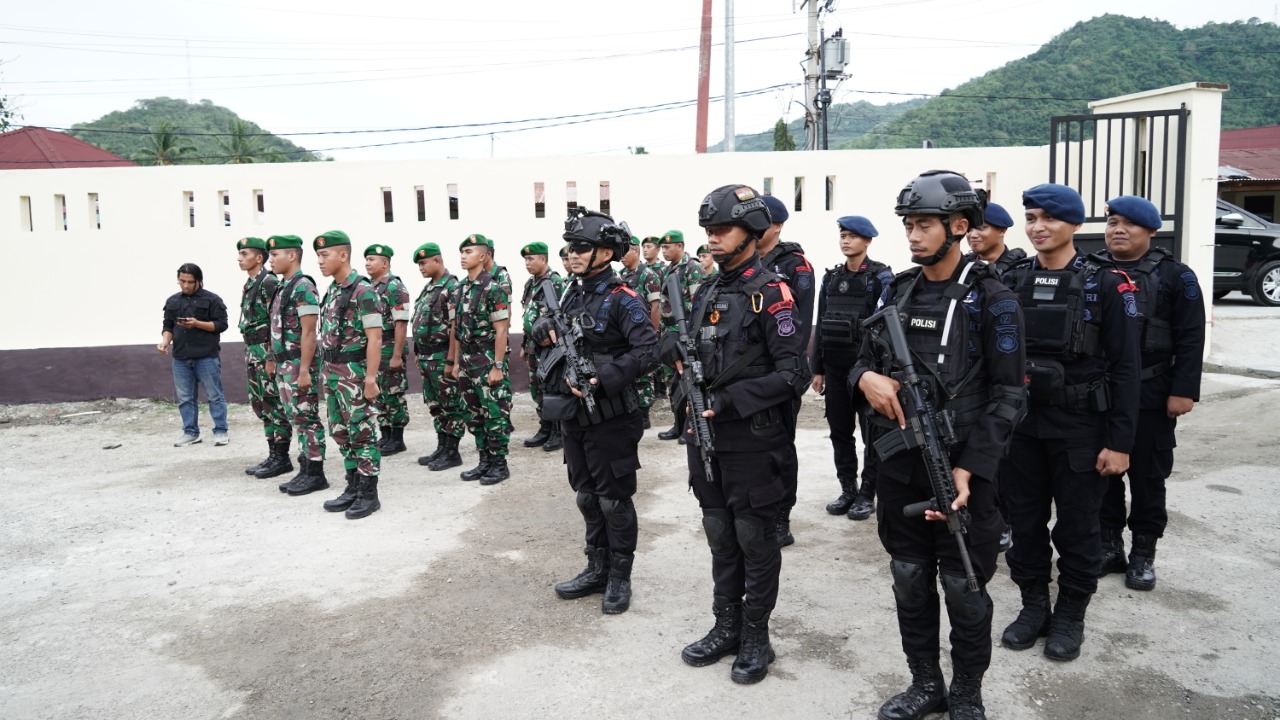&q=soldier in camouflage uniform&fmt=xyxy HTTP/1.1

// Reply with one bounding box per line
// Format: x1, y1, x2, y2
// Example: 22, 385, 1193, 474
559, 244, 573, 277
697, 243, 718, 278
365, 244, 412, 456
412, 242, 467, 472
265, 234, 330, 496
656, 229, 706, 442
519, 241, 567, 451
619, 235, 663, 428
447, 233, 514, 485
237, 237, 294, 479
313, 230, 385, 520
642, 236, 662, 269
